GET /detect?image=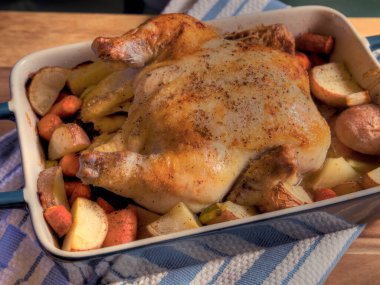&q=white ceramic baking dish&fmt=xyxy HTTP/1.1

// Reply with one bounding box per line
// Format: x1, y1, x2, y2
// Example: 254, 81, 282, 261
1, 6, 380, 260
